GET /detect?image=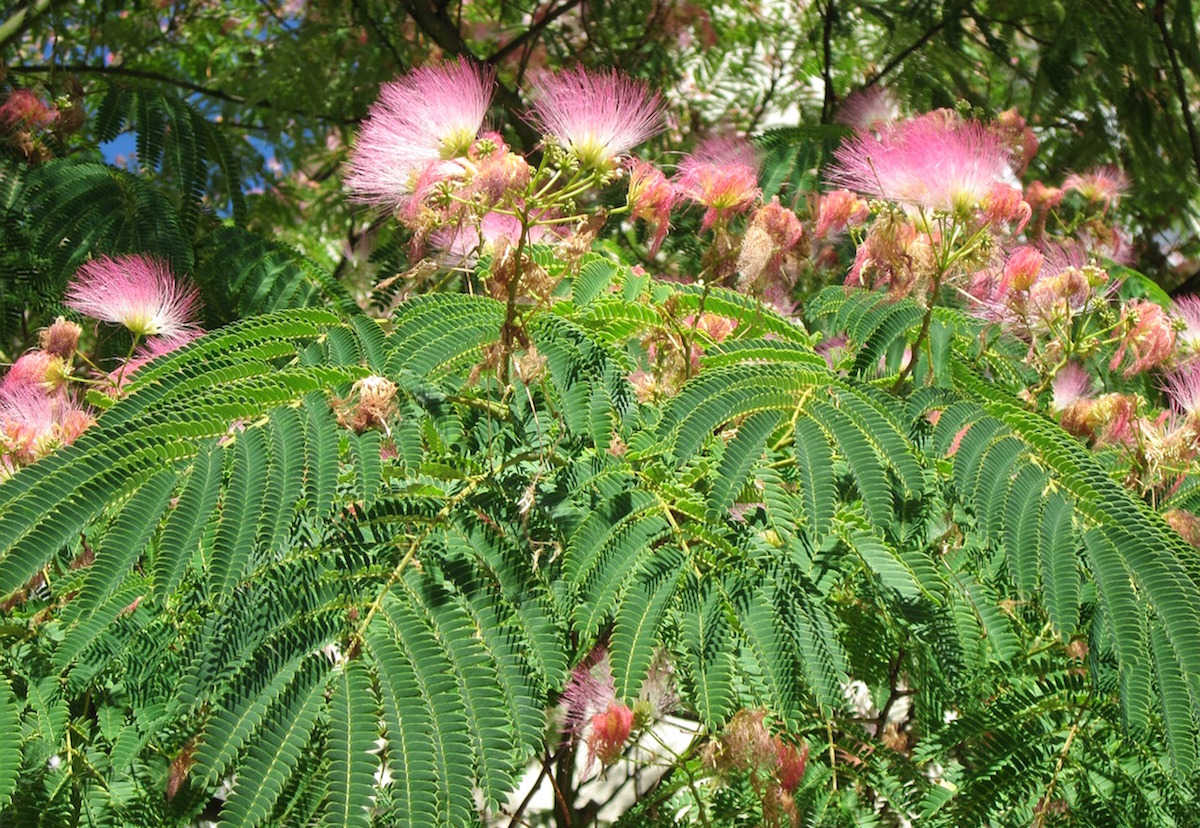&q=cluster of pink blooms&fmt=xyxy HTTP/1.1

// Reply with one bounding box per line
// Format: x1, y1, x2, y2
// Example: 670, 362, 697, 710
559, 647, 676, 775
0, 254, 203, 477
